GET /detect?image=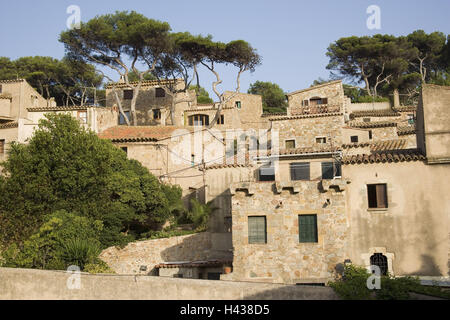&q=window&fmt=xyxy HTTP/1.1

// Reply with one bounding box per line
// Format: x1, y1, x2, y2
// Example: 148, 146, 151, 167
369, 130, 373, 140
191, 154, 195, 166
77, 111, 87, 124
370, 253, 388, 276
188, 114, 209, 126
121, 146, 128, 154
217, 114, 224, 125
235, 101, 241, 109
290, 162, 310, 180
123, 89, 133, 100
321, 161, 341, 179
299, 214, 318, 243
0, 139, 5, 154
153, 109, 161, 120
285, 139, 296, 149
248, 216, 267, 244
155, 87, 165, 98
367, 184, 388, 209
310, 97, 327, 105
207, 273, 221, 280
302, 100, 309, 107
350, 136, 359, 143
119, 111, 130, 125
407, 114, 415, 125
316, 137, 326, 144
258, 164, 275, 181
